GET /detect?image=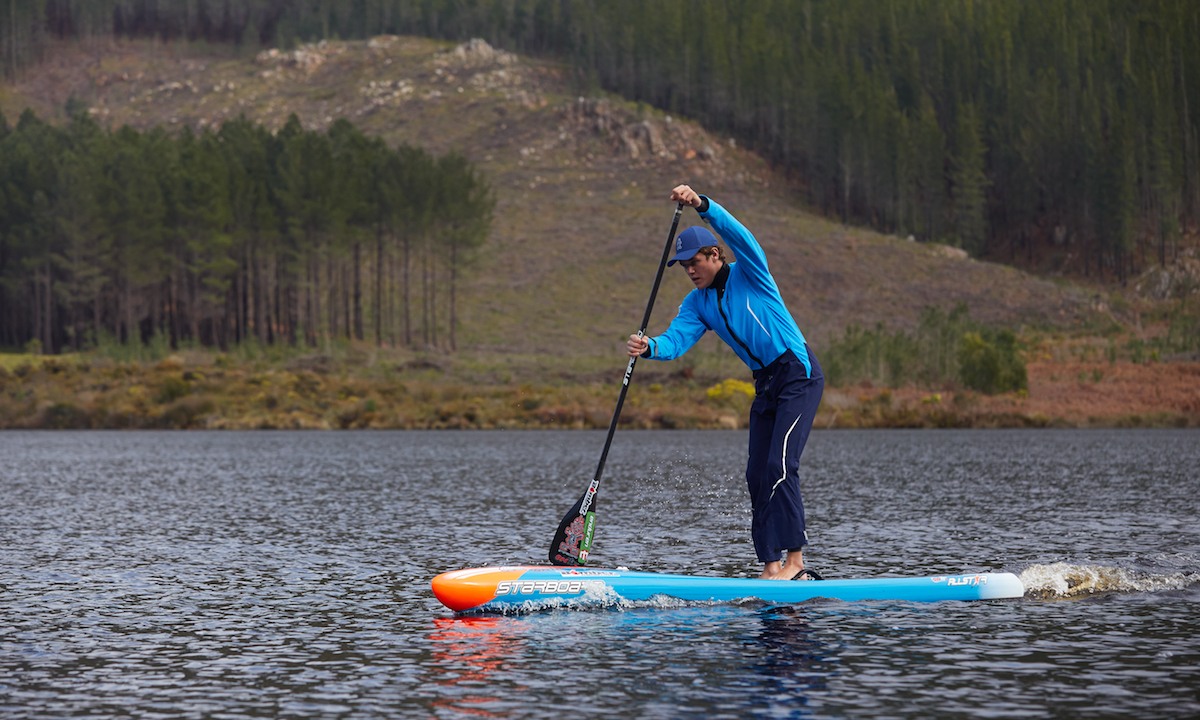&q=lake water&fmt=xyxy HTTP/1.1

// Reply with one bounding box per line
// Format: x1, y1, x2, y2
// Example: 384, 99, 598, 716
2, 429, 1198, 718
